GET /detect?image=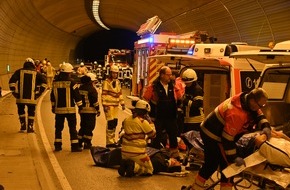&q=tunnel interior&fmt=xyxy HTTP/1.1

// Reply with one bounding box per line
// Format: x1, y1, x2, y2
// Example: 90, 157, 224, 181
75, 28, 140, 65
